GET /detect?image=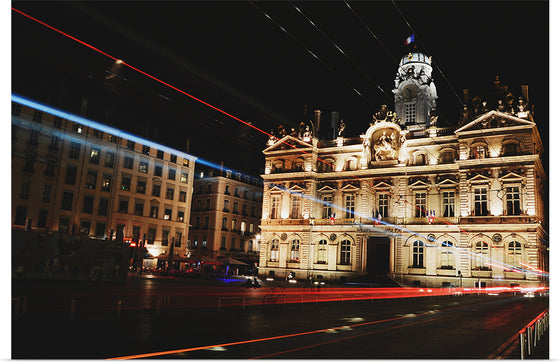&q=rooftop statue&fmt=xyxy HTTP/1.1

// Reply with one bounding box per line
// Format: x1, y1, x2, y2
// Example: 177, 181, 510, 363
337, 119, 346, 137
